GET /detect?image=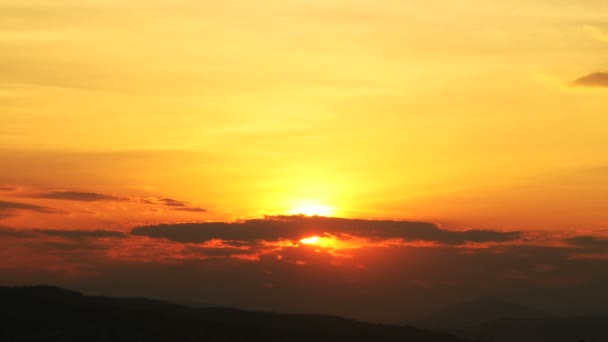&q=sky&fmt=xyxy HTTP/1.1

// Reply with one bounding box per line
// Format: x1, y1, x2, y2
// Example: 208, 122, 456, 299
1, 0, 608, 322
